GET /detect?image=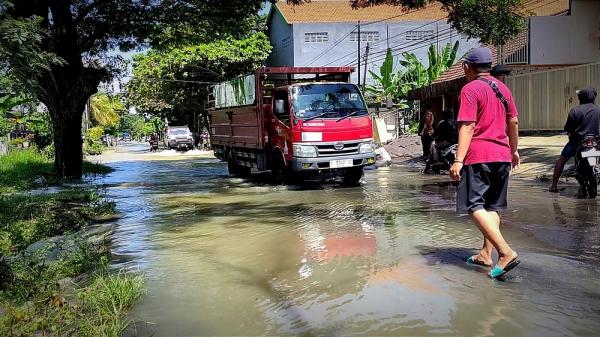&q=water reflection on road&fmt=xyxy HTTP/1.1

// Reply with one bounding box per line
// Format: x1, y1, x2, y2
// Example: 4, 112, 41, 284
98, 144, 600, 337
